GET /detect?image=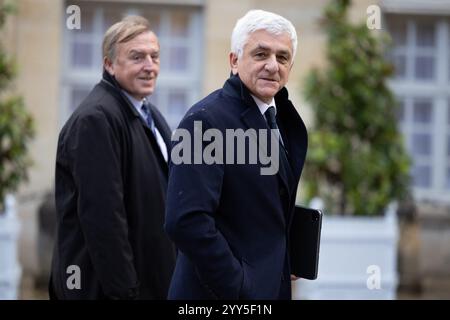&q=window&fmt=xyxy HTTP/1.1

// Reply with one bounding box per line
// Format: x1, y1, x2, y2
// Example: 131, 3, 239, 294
386, 15, 450, 202
396, 96, 434, 189
61, 1, 203, 129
